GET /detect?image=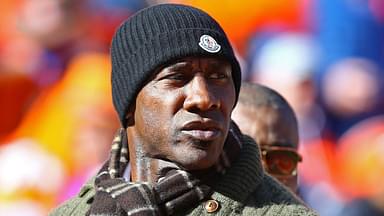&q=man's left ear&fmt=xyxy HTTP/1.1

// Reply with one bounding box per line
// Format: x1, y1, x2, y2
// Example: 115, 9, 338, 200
125, 105, 135, 126
125, 113, 134, 126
